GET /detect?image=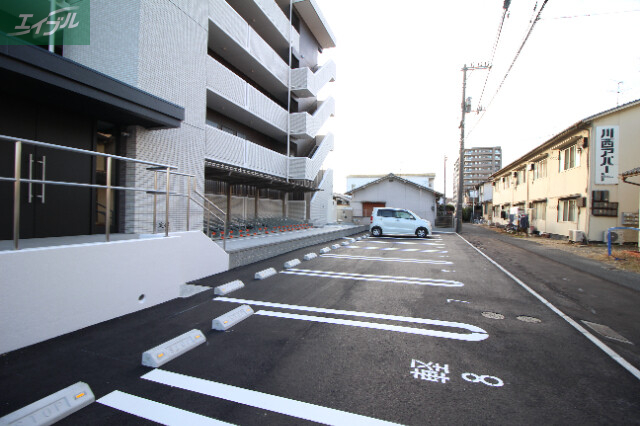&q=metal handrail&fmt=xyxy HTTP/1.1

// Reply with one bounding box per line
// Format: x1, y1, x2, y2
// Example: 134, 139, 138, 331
192, 188, 228, 250
1, 135, 178, 250
1, 134, 178, 169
